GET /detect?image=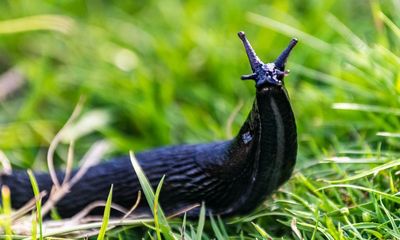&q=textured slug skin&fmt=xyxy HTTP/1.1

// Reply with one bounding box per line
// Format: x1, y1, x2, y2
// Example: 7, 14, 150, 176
0, 84, 296, 218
